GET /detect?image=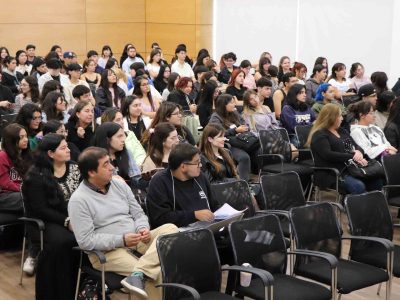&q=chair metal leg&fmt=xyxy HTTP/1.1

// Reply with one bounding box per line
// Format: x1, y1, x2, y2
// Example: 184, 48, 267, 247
385, 250, 393, 300
307, 182, 313, 202
377, 282, 382, 295
74, 251, 83, 300
337, 294, 341, 300
102, 264, 106, 300
19, 236, 27, 285
331, 268, 337, 300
